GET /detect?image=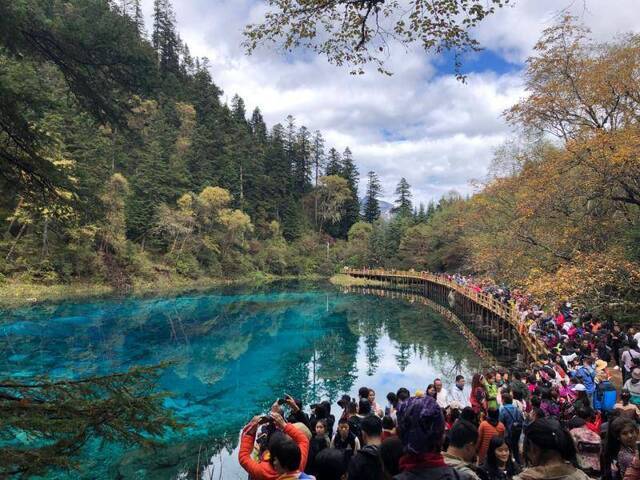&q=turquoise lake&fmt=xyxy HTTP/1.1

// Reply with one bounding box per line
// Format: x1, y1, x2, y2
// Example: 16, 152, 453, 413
0, 282, 485, 479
